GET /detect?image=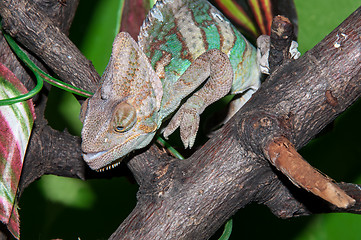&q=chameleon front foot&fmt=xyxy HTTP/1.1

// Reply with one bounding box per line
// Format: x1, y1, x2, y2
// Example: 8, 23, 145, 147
163, 102, 201, 149
162, 49, 234, 149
